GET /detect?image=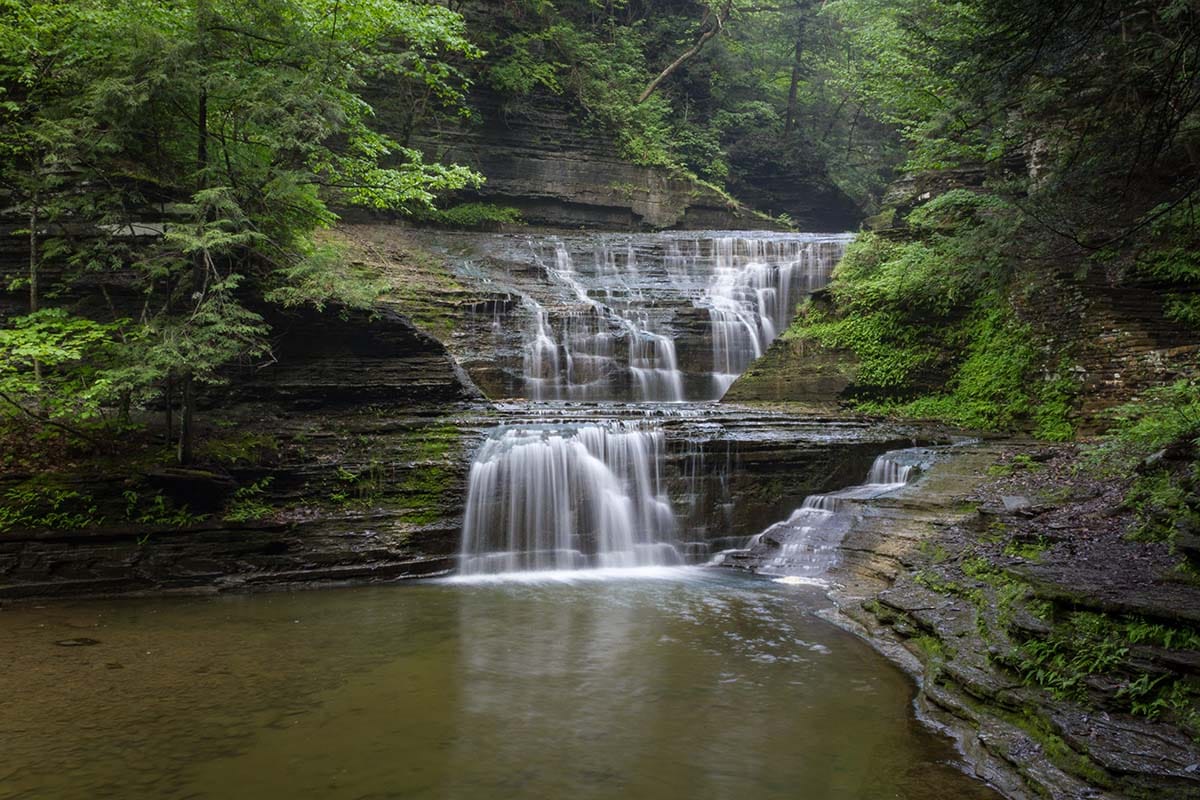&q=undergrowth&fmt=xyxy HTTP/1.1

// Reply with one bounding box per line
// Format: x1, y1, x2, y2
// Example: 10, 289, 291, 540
787, 210, 1078, 438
